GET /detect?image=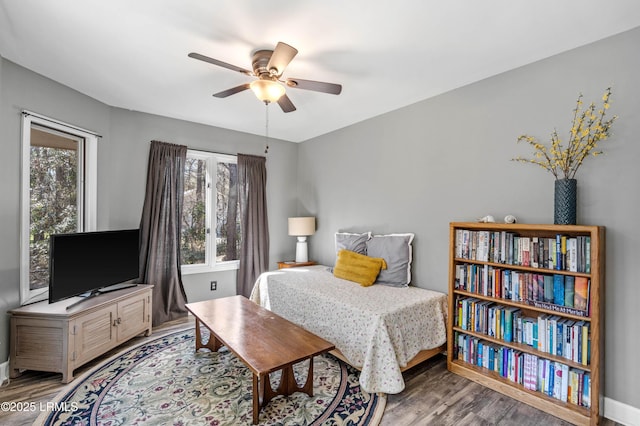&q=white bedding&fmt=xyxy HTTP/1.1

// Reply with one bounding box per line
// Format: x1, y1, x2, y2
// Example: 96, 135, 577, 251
249, 265, 447, 394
